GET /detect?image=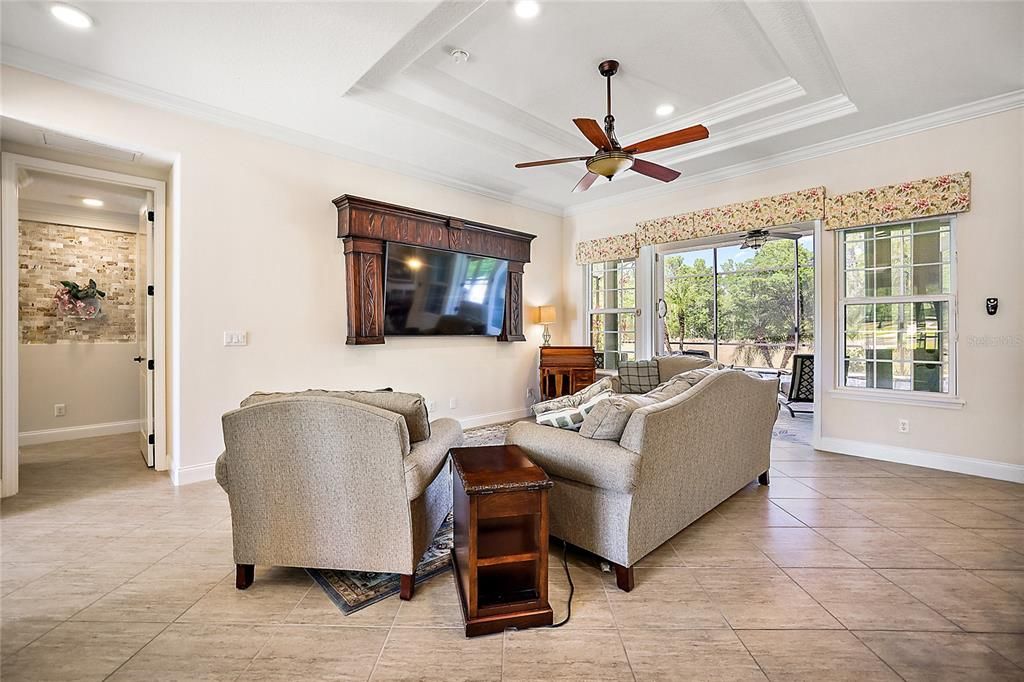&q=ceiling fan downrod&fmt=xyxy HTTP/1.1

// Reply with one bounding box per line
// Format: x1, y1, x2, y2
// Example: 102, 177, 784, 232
600, 59, 621, 150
